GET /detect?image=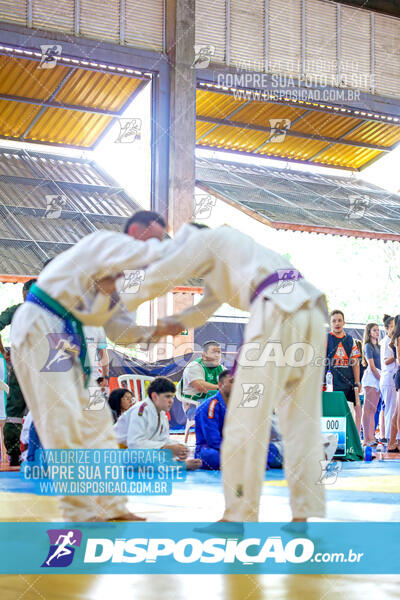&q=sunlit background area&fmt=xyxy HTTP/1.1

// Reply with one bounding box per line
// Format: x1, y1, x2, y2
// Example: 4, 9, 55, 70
1, 81, 400, 341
